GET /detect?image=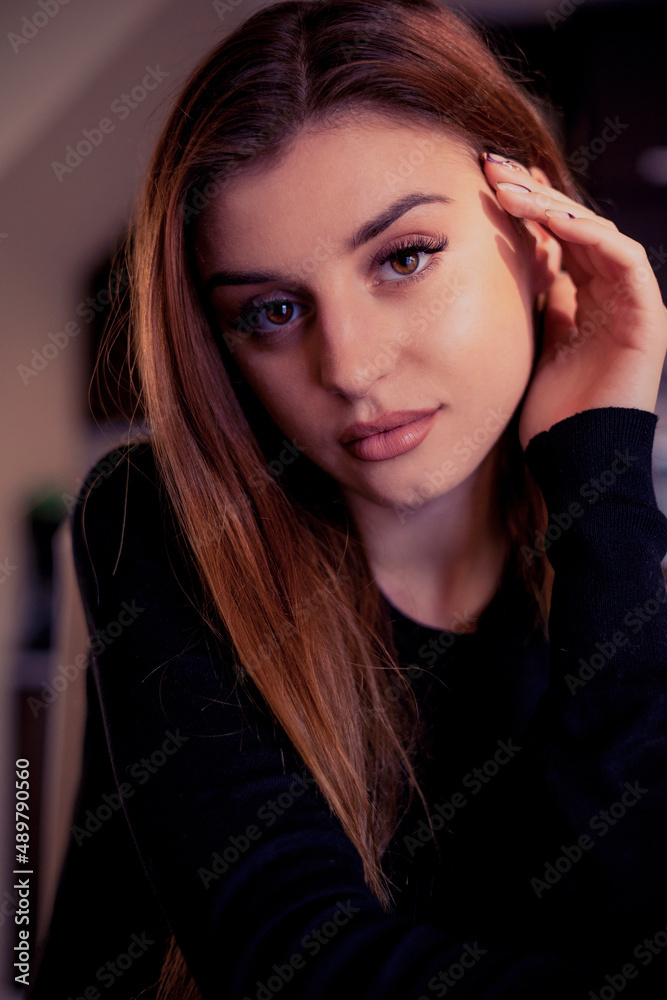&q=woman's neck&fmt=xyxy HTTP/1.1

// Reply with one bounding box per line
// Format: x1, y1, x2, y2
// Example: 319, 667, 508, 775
342, 448, 509, 633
